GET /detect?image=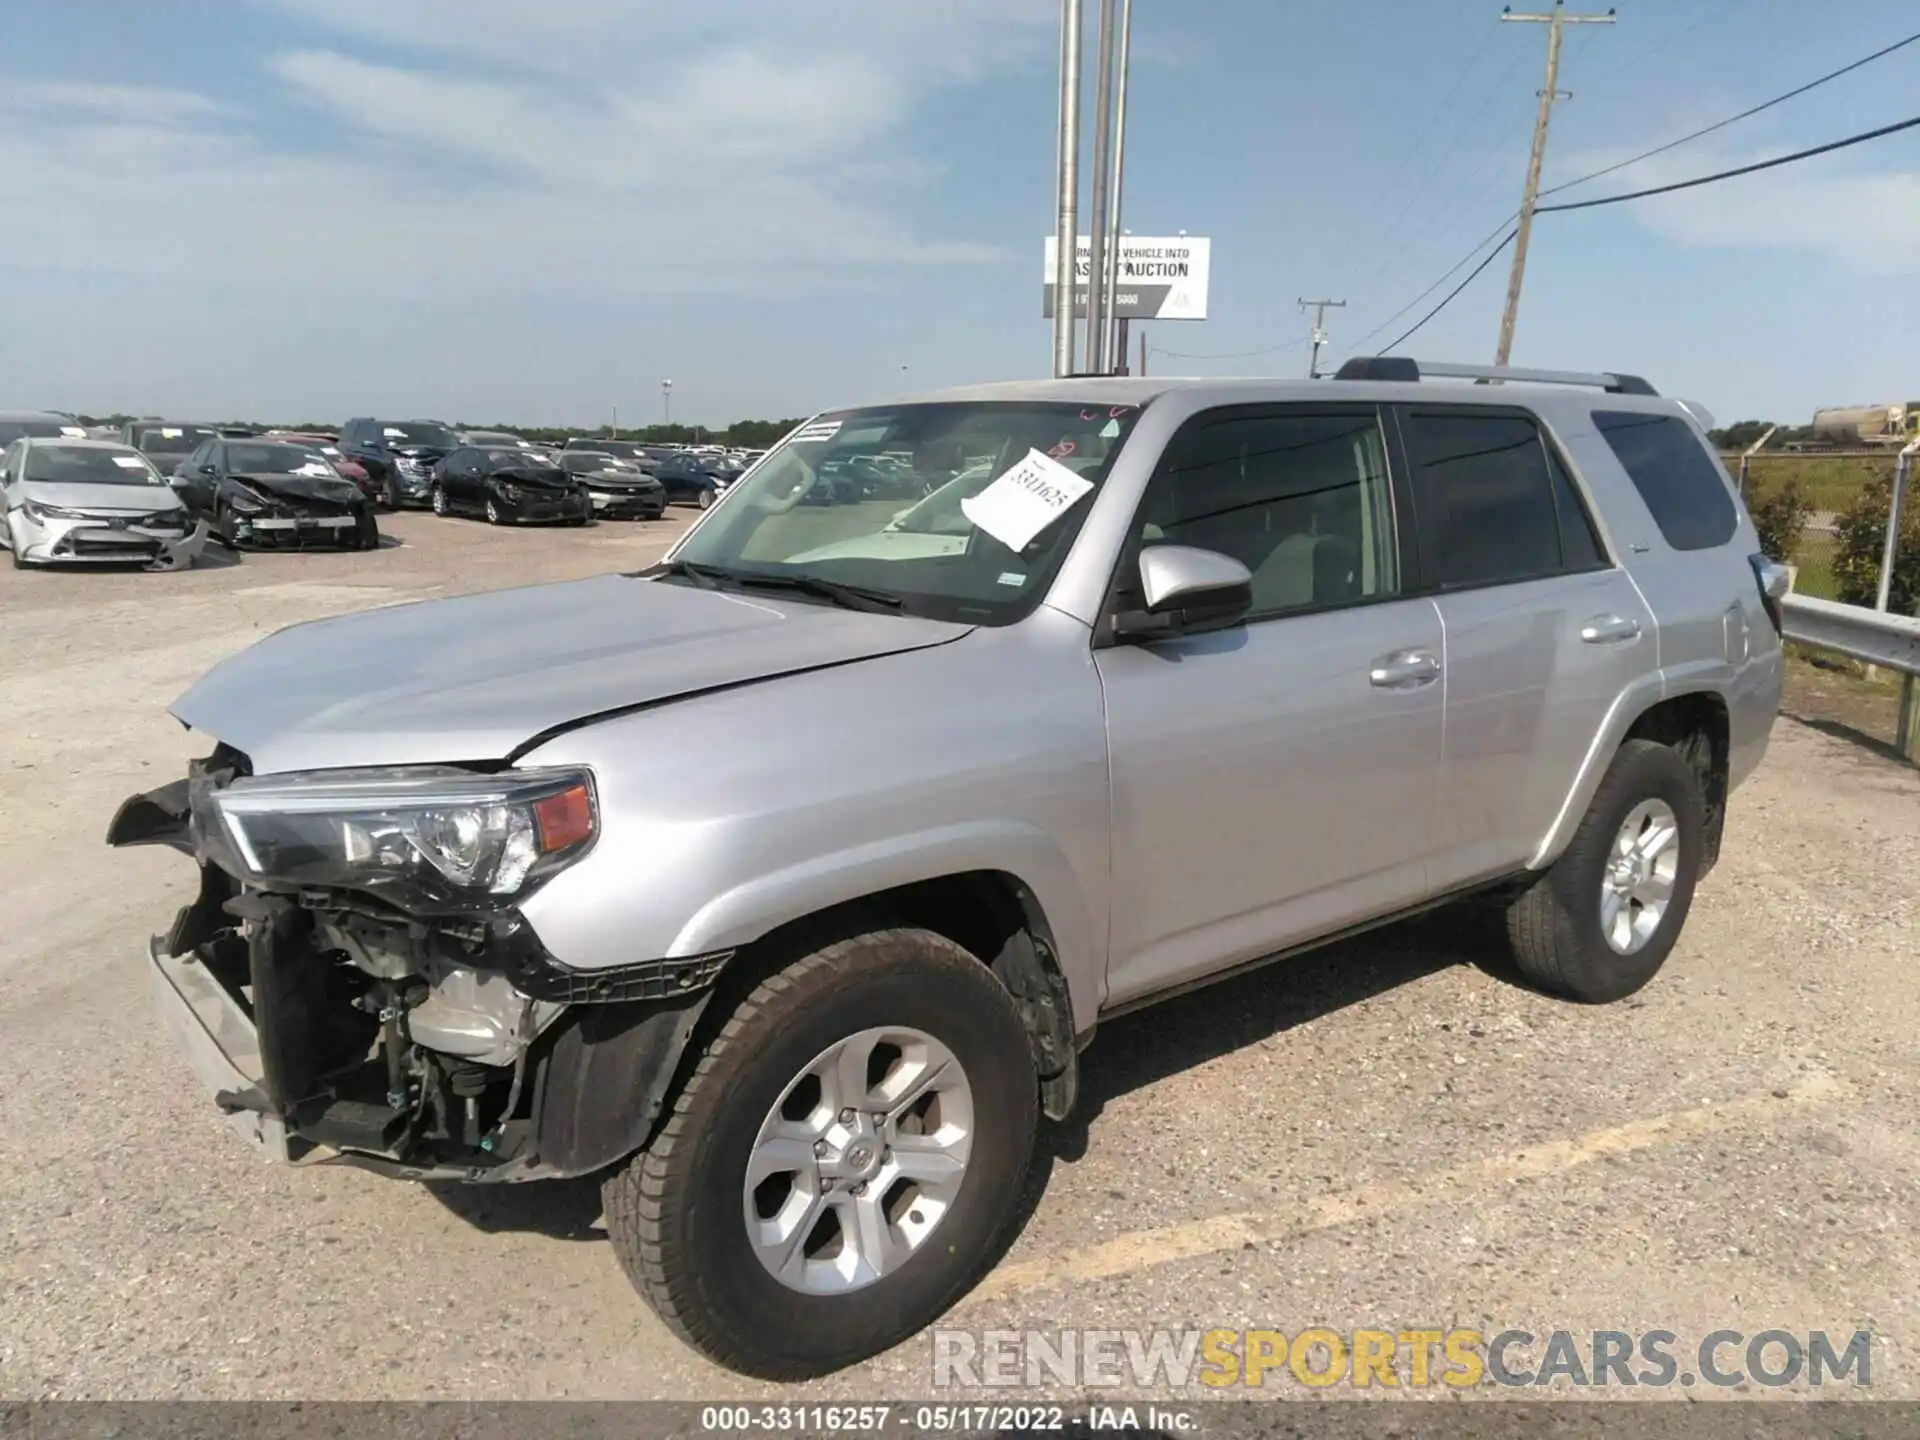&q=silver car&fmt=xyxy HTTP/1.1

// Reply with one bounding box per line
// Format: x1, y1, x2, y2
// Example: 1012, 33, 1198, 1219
3, 437, 209, 570
111, 360, 1783, 1377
